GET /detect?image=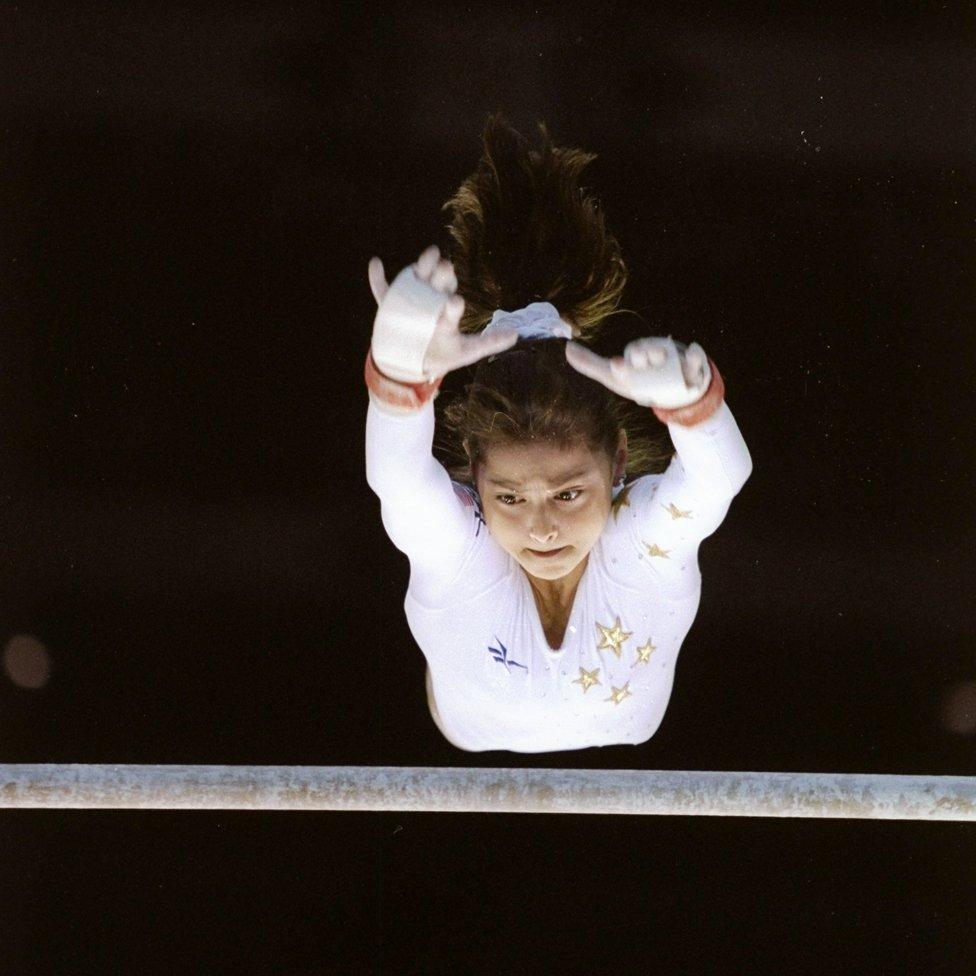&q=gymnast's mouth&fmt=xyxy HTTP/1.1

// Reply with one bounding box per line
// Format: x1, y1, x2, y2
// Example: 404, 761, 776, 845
527, 546, 567, 558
